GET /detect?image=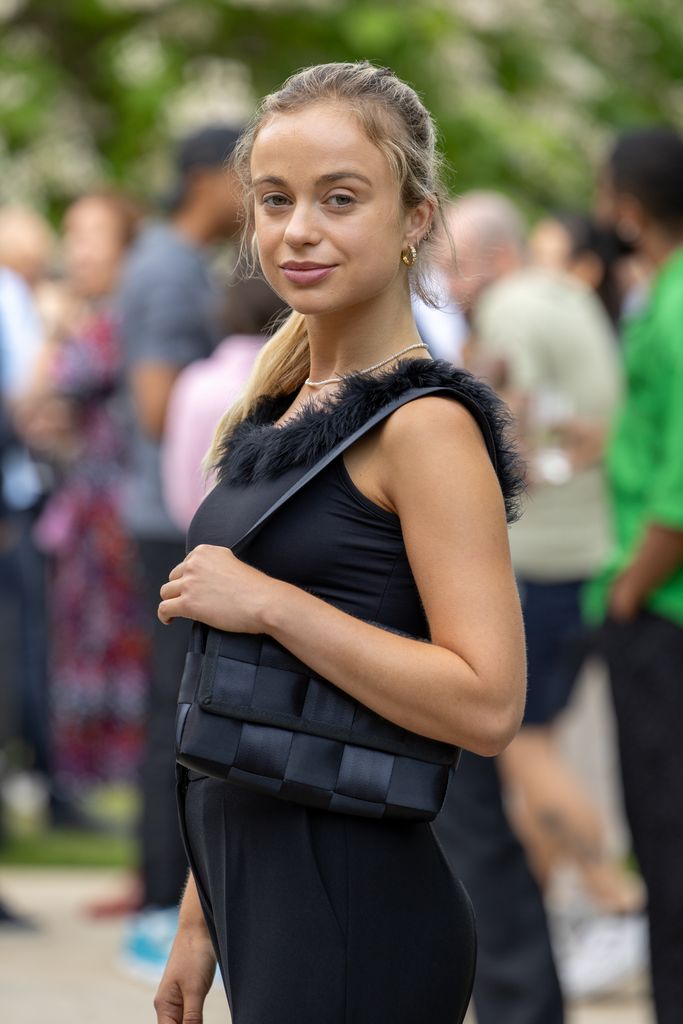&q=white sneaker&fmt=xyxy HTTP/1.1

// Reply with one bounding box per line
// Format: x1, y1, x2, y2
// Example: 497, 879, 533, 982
555, 913, 649, 1001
